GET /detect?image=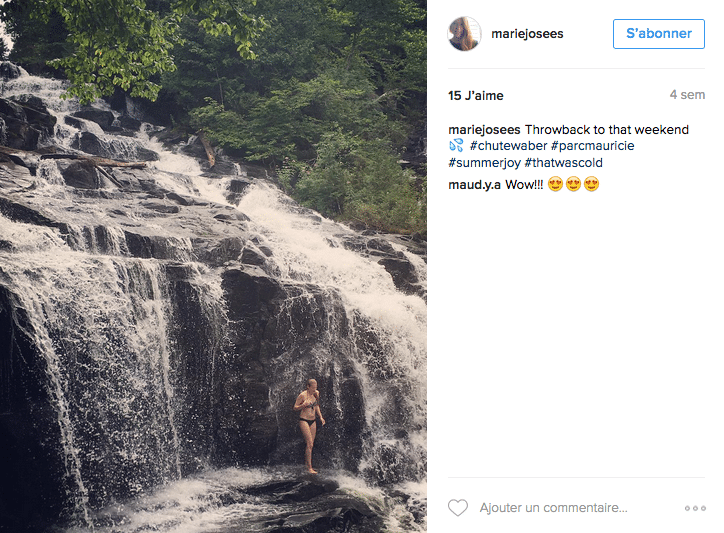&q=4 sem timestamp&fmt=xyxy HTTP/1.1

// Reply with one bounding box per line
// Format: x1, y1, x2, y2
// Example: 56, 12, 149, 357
670, 90, 705, 100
